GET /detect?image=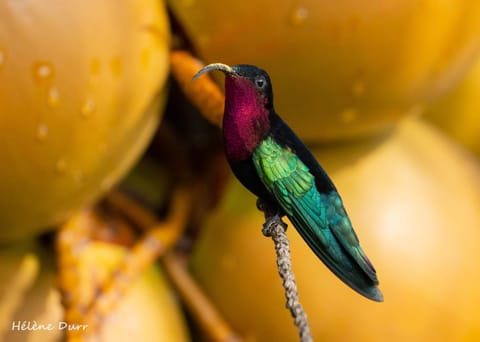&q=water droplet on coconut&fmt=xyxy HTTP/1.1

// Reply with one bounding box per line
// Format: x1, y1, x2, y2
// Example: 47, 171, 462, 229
47, 86, 60, 107
81, 99, 96, 117
339, 108, 358, 124
290, 7, 309, 26
33, 62, 54, 81
55, 159, 67, 173
0, 49, 5, 69
36, 123, 49, 141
